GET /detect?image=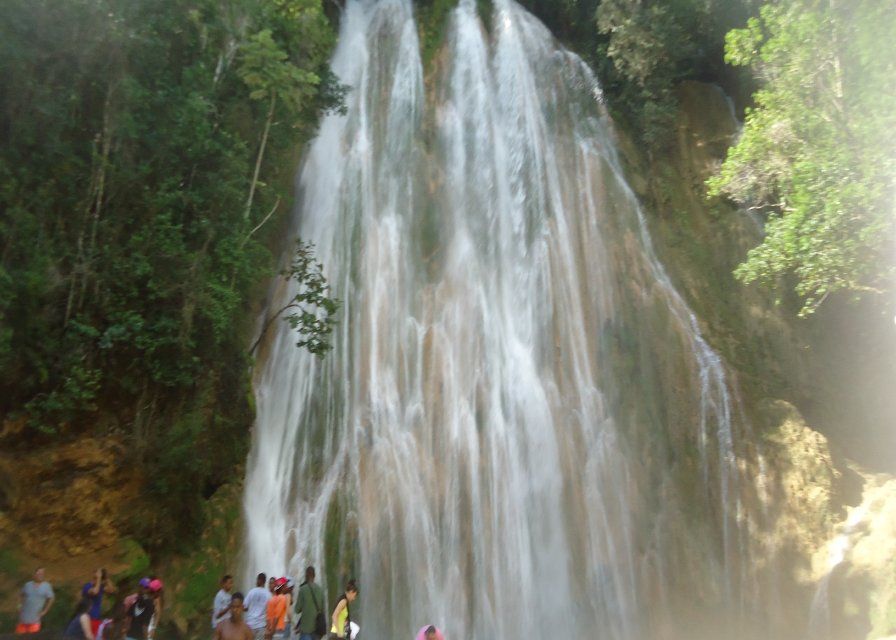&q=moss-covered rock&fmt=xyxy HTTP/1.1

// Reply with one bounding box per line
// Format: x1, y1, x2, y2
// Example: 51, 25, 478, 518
158, 481, 244, 639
